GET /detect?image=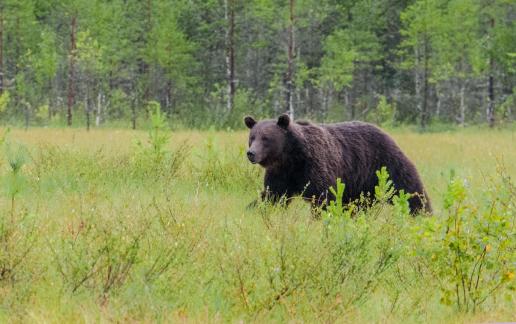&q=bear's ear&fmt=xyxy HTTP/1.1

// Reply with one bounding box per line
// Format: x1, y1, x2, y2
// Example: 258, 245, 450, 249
277, 114, 290, 129
244, 116, 257, 129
